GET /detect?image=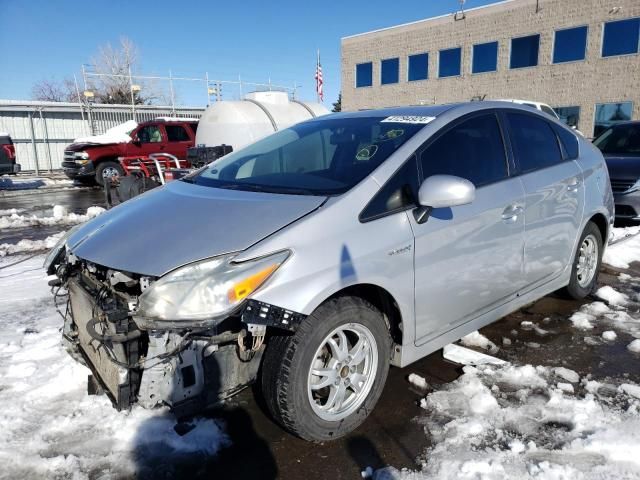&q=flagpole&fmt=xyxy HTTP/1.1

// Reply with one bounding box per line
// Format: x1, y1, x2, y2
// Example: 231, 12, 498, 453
316, 49, 320, 103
